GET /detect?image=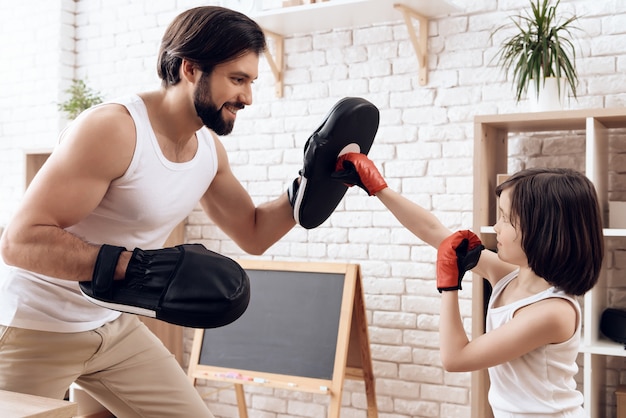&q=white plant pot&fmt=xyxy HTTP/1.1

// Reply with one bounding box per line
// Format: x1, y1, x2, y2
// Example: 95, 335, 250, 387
527, 77, 567, 112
